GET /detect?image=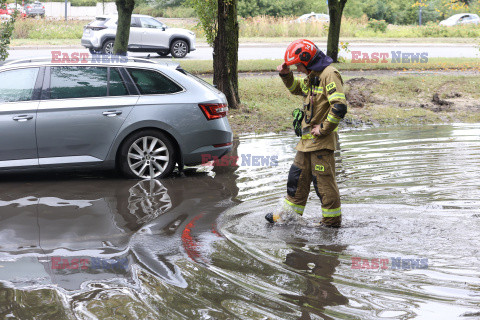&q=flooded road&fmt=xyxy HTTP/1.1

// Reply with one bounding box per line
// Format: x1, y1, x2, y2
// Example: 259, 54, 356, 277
0, 124, 479, 319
